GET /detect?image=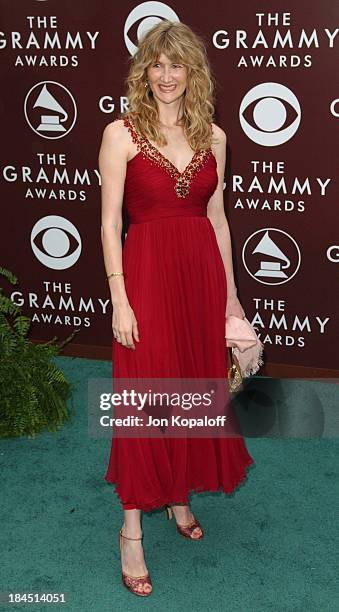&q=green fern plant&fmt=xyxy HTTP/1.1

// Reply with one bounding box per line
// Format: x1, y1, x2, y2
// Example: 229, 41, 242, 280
0, 267, 76, 438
